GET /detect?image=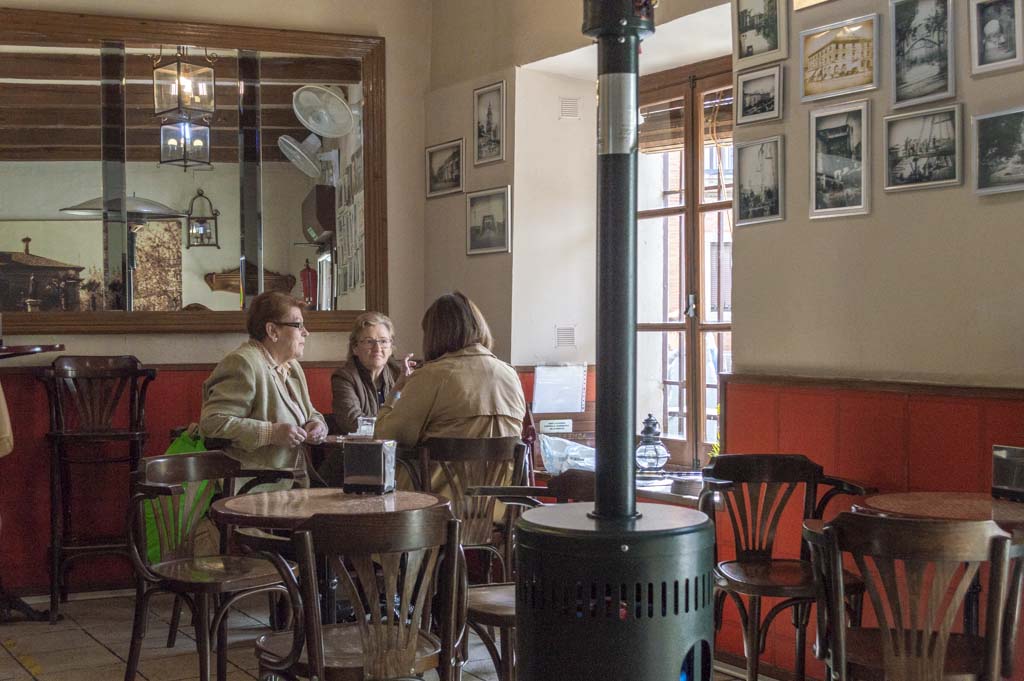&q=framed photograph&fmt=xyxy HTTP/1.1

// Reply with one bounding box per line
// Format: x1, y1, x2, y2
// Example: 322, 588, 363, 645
973, 106, 1024, 194
474, 81, 505, 166
733, 0, 789, 70
891, 0, 955, 108
800, 14, 879, 102
795, 0, 837, 9
425, 138, 463, 198
810, 99, 870, 218
884, 104, 961, 191
736, 66, 784, 125
466, 186, 511, 255
970, 0, 1023, 74
736, 136, 785, 226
